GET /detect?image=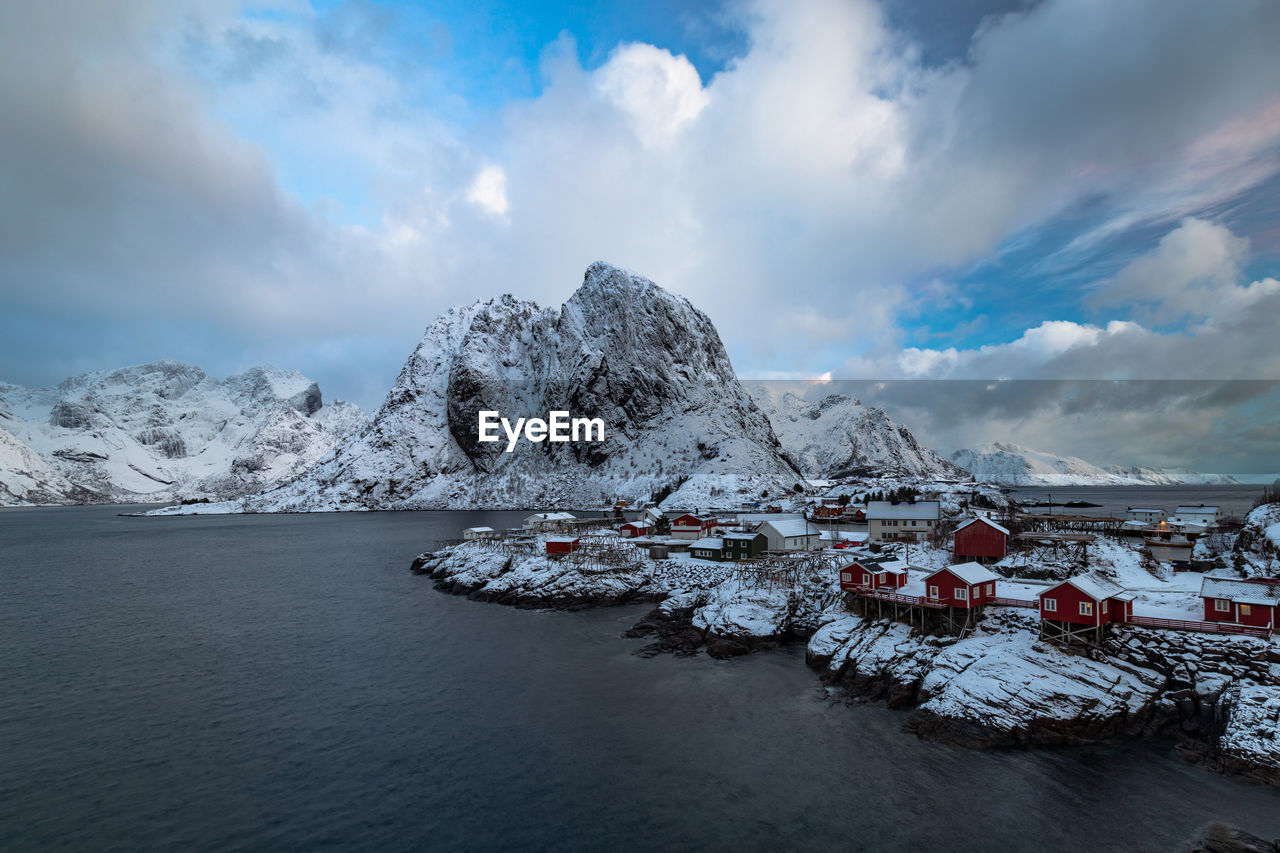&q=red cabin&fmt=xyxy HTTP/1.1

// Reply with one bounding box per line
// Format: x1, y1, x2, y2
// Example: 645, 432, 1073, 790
669, 514, 716, 538
1200, 577, 1280, 630
953, 516, 1009, 562
1038, 574, 1133, 626
545, 536, 580, 555
839, 560, 909, 592
619, 521, 652, 538
924, 563, 999, 609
